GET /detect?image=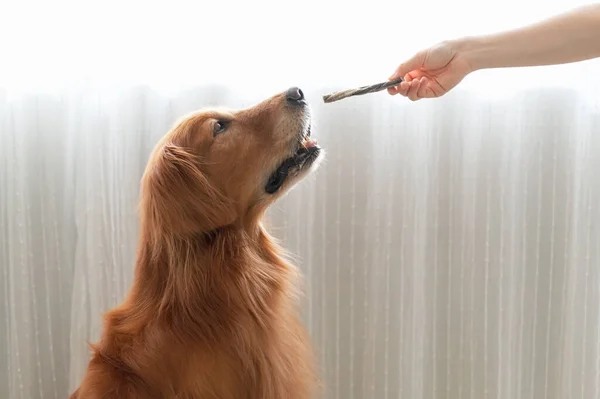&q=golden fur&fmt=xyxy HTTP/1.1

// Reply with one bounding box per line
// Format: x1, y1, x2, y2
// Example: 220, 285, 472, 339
70, 89, 323, 398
